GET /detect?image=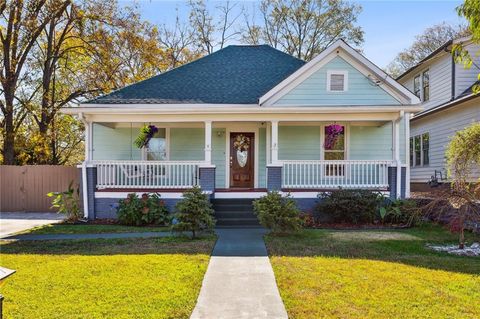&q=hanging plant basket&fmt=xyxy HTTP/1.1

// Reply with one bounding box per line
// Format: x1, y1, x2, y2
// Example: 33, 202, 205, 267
324, 124, 344, 150
134, 125, 158, 149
